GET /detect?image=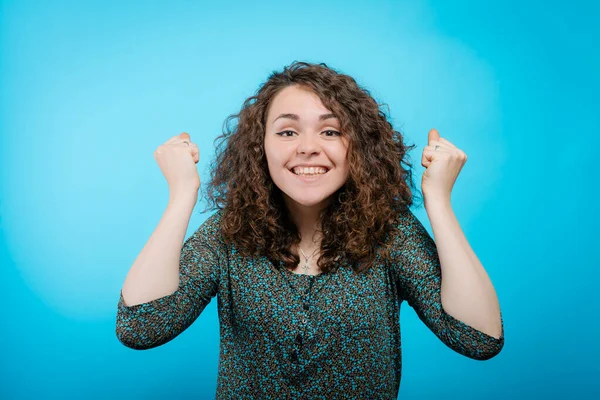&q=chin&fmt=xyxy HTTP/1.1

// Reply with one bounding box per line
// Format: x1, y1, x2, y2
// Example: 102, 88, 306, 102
282, 191, 335, 208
